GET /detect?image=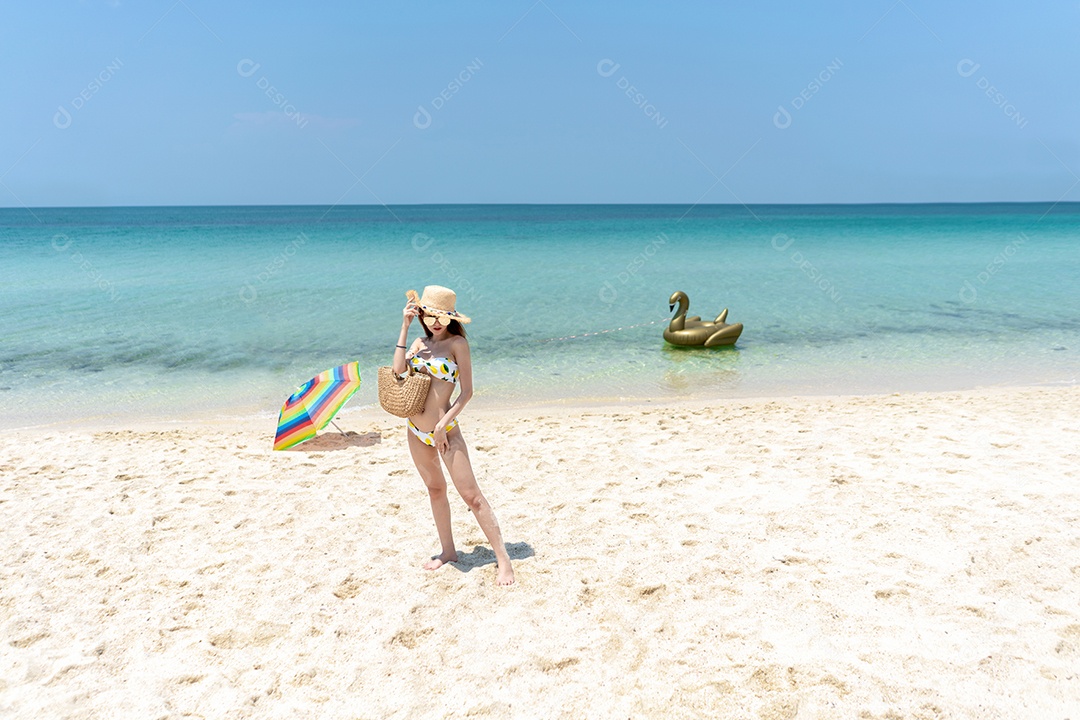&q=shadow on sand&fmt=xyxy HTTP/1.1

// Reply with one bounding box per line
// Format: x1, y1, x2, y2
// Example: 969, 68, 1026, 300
286, 430, 382, 452
446, 541, 535, 573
